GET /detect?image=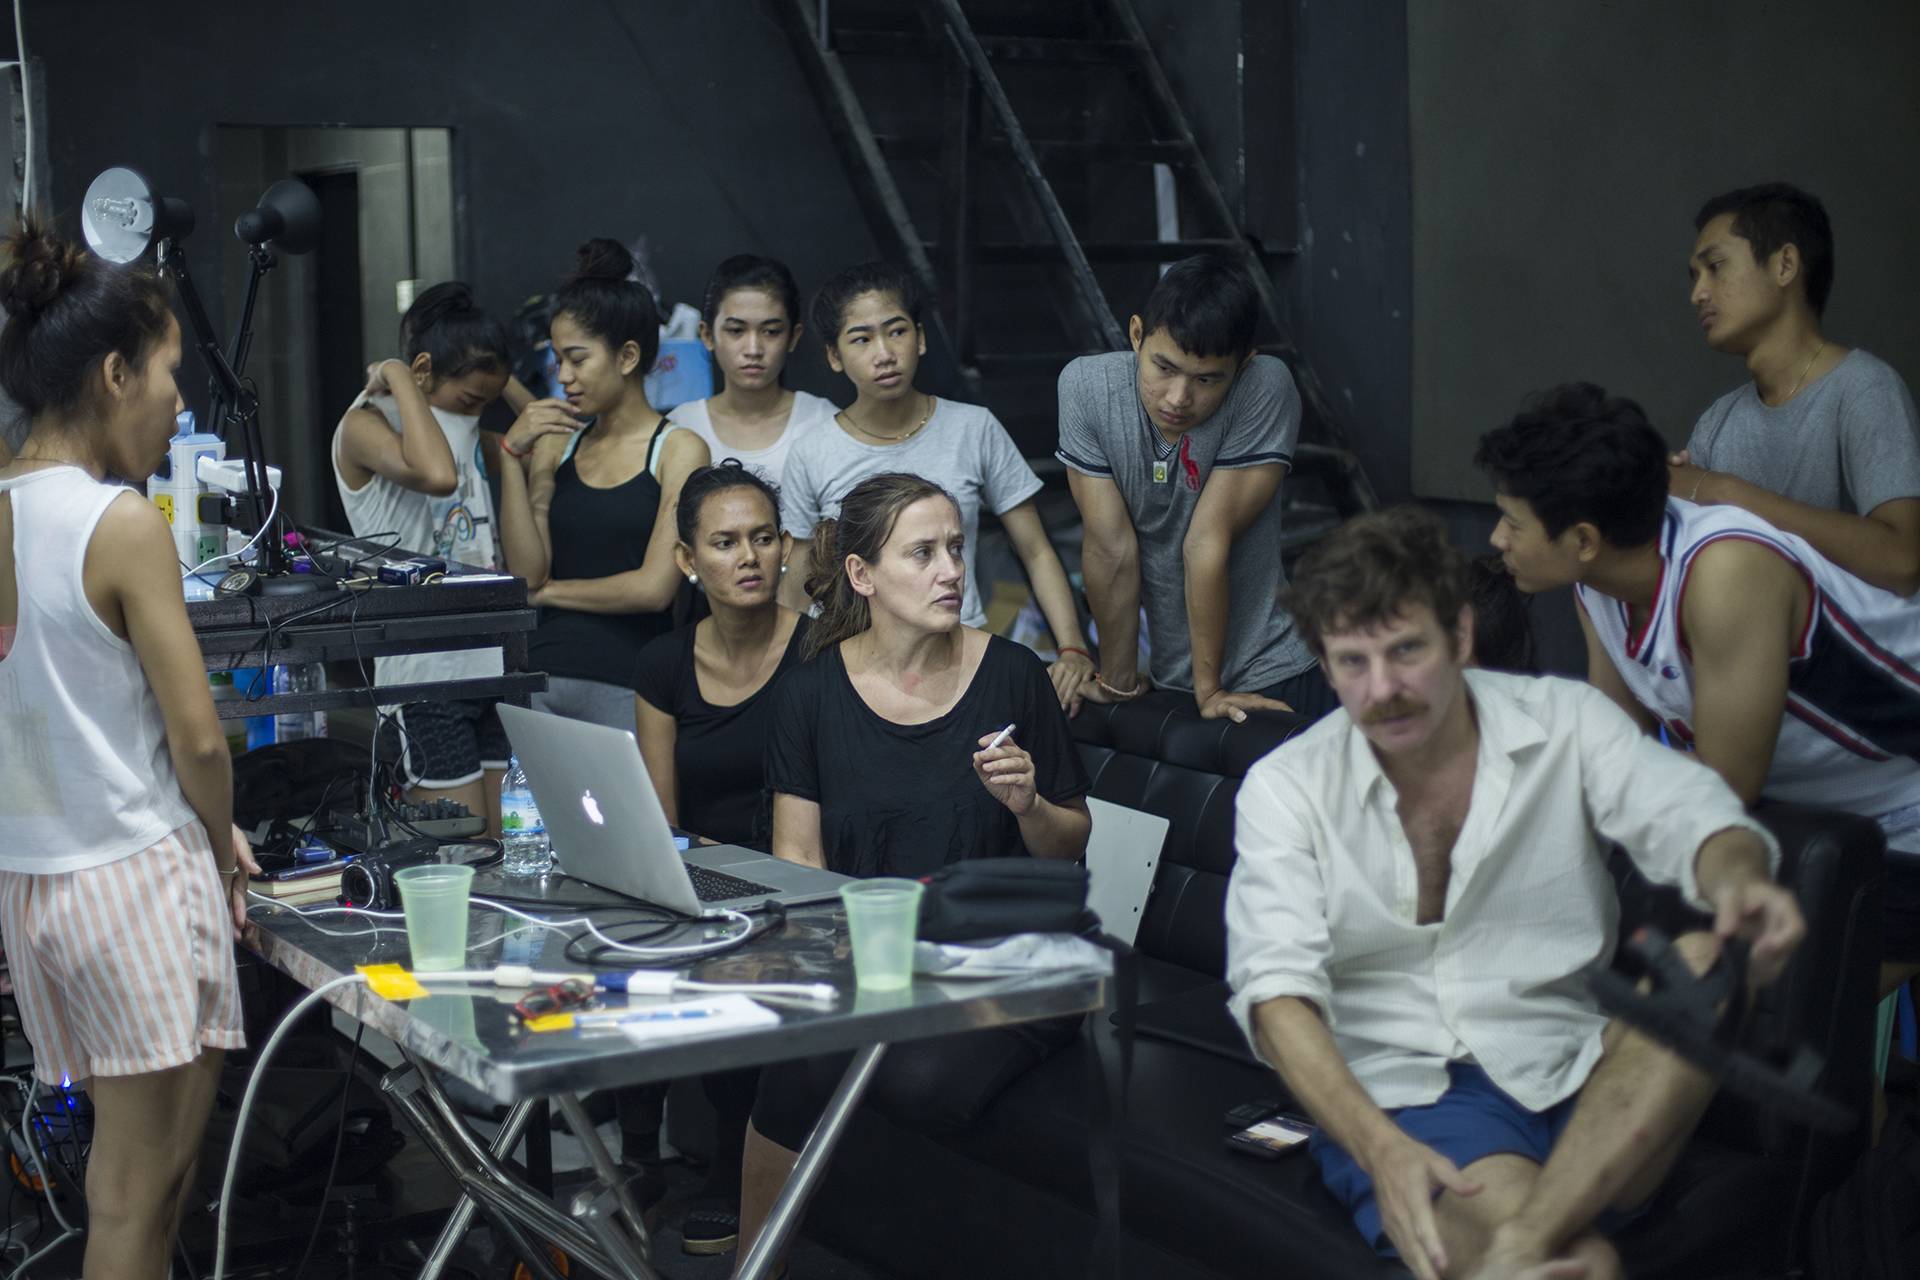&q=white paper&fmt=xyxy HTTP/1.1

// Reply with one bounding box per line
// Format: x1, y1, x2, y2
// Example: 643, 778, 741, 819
615, 993, 779, 1045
